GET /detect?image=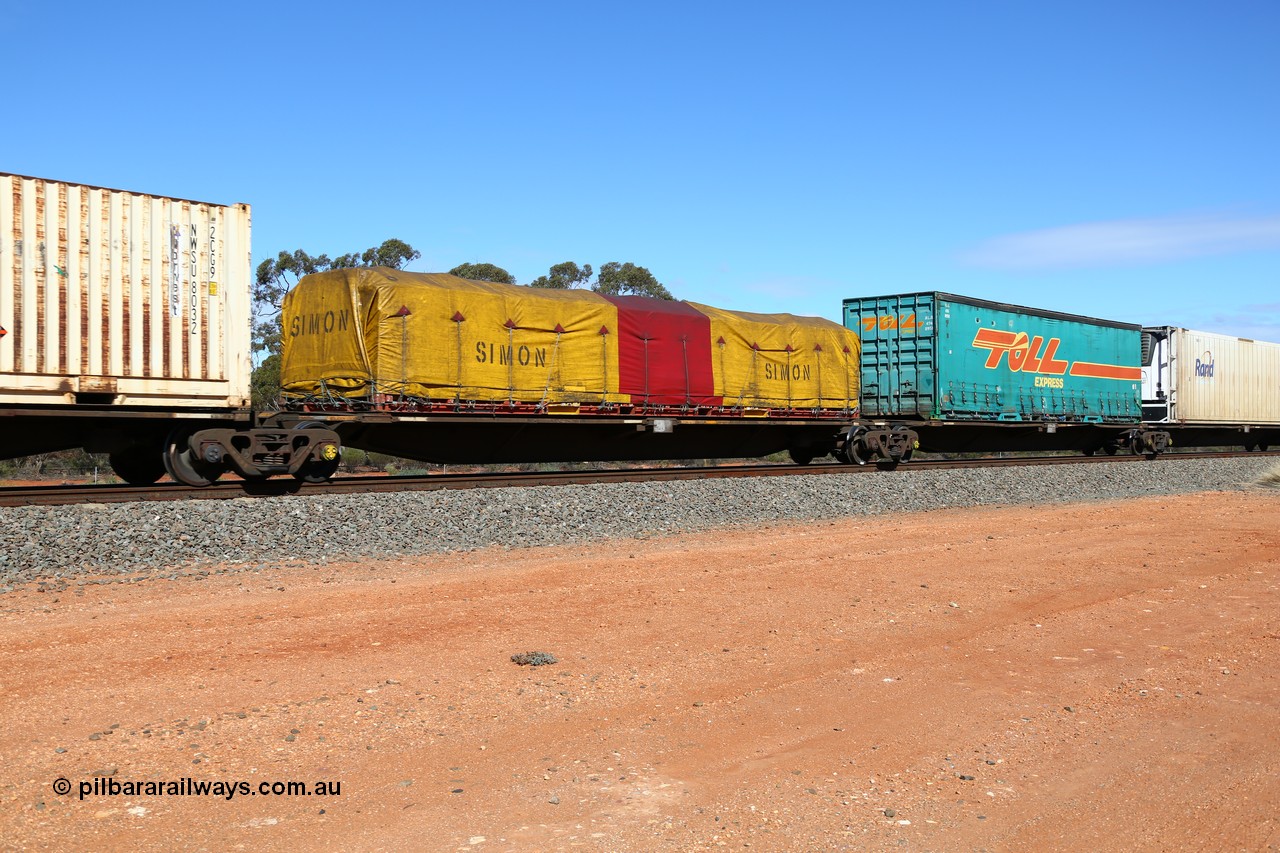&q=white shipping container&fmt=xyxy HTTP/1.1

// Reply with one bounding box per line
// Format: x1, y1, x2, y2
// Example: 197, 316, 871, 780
0, 172, 251, 408
1142, 326, 1280, 424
